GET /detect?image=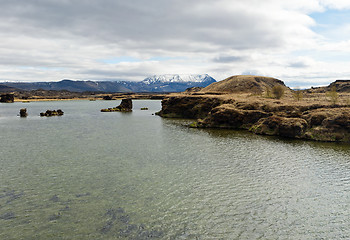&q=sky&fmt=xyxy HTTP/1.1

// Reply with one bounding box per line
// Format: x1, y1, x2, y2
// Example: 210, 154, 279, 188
1, 0, 350, 87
